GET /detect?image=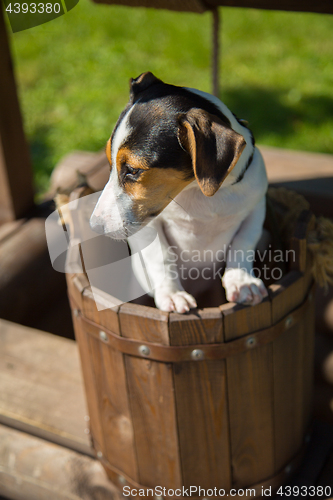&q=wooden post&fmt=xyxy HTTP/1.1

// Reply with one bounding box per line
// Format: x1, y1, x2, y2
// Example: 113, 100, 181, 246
0, 5, 34, 223
212, 7, 220, 97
